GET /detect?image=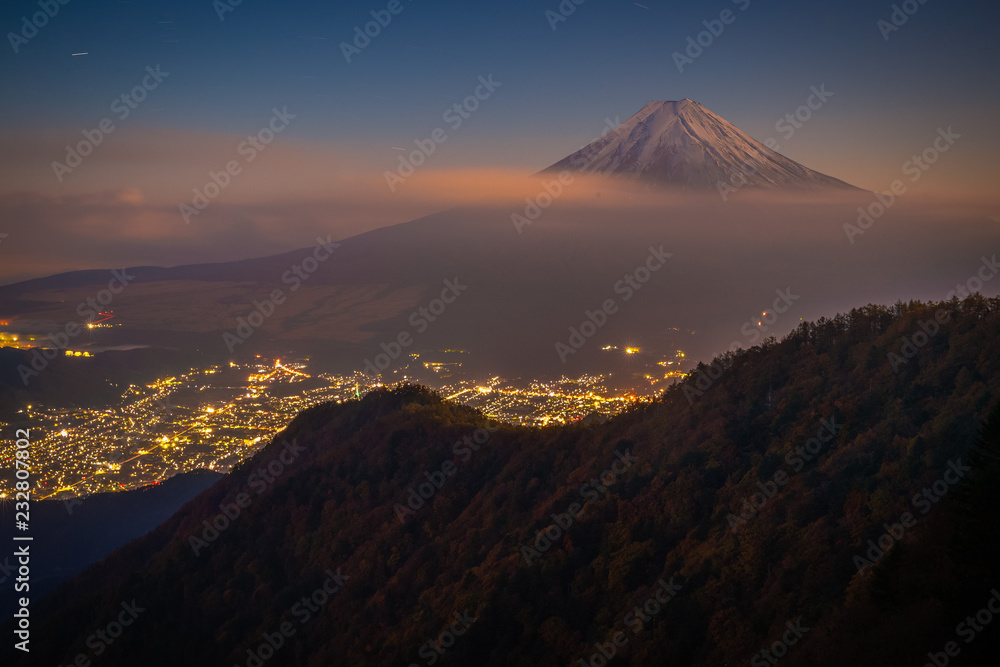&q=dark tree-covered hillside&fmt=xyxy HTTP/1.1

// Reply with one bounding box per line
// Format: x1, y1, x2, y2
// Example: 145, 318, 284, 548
6, 296, 1000, 667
